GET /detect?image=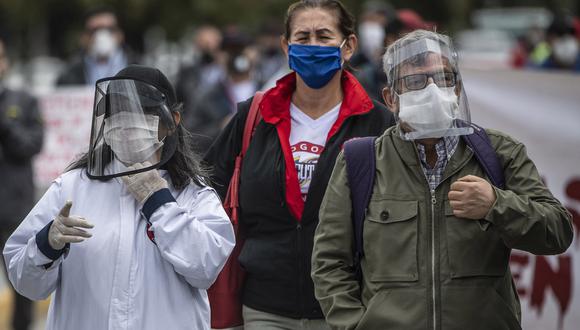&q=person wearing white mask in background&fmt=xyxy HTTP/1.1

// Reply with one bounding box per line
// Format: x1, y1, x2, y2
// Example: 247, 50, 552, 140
350, 0, 395, 69
183, 28, 259, 153
4, 65, 235, 330
536, 13, 580, 72
312, 29, 573, 330
57, 6, 138, 86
